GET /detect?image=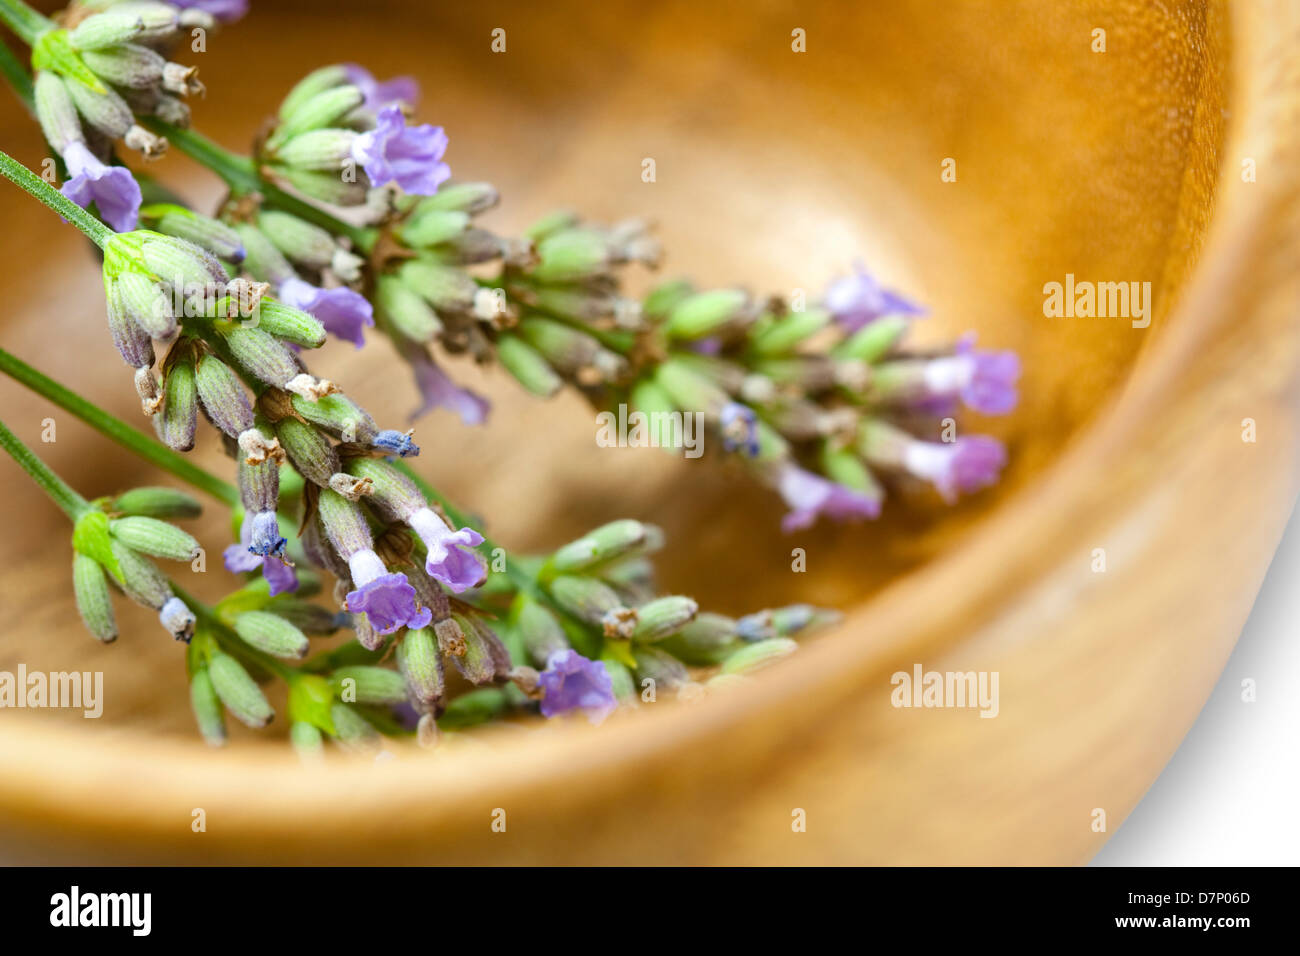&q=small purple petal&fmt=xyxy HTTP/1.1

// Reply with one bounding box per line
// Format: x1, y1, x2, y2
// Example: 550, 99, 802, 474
408, 351, 490, 425
278, 277, 374, 348
954, 334, 1021, 415
777, 463, 881, 533
347, 571, 433, 635
903, 436, 1007, 503
262, 556, 299, 597
351, 106, 451, 195
823, 260, 926, 332
538, 650, 617, 723
223, 542, 261, 574
409, 507, 486, 593
60, 142, 141, 233
343, 64, 420, 110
